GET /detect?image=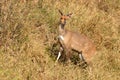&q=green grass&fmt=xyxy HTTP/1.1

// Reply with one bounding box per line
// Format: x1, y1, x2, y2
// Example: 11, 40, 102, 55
0, 0, 120, 80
